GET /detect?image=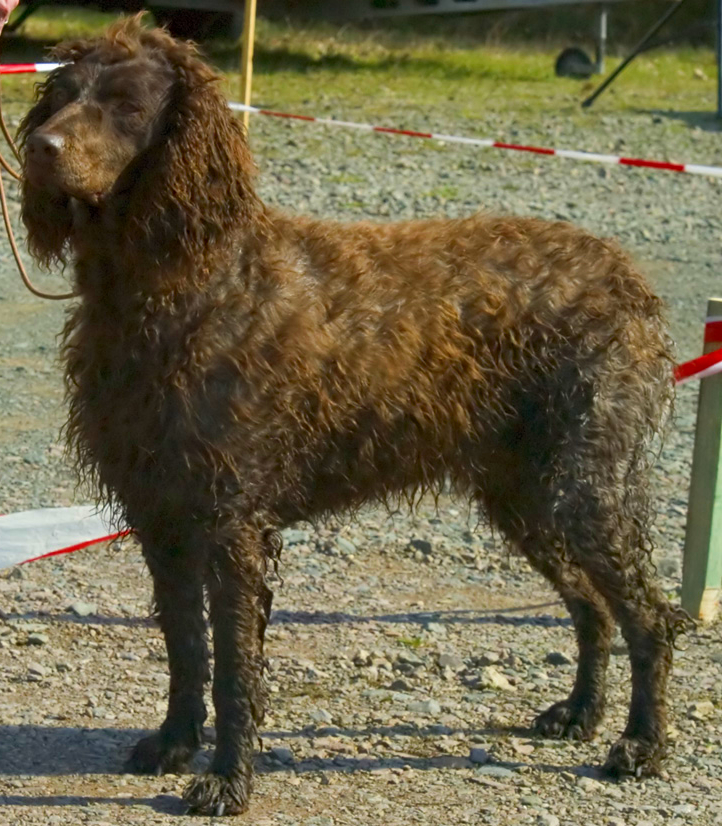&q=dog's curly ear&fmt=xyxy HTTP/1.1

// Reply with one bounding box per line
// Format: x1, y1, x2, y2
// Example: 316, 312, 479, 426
119, 27, 261, 272
18, 70, 73, 268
